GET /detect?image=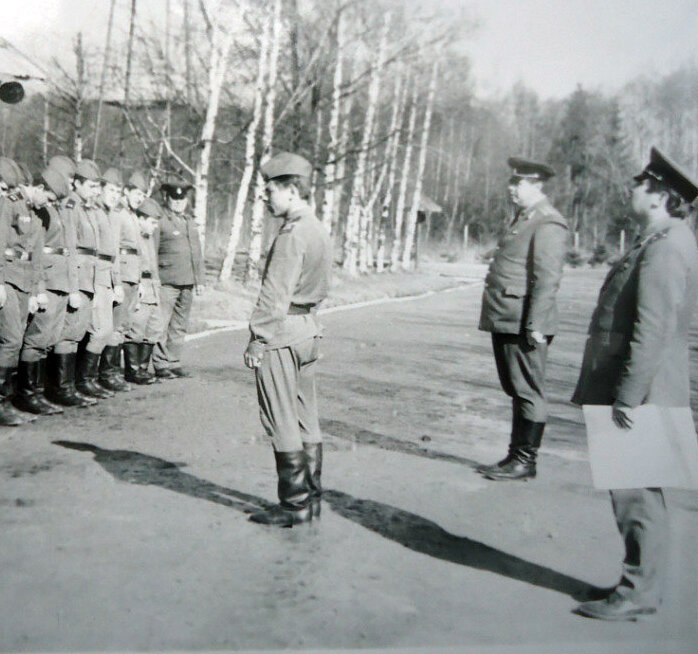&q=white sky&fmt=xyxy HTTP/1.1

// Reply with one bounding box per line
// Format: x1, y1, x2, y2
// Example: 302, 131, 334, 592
2, 0, 697, 99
